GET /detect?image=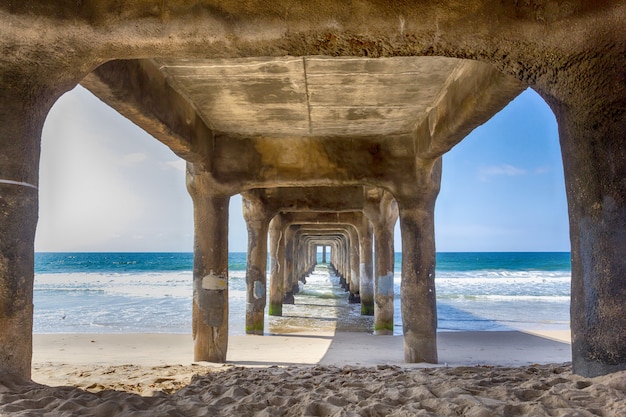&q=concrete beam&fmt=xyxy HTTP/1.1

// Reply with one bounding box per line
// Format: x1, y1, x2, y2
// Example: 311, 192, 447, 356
82, 60, 210, 167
